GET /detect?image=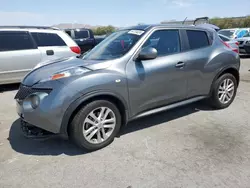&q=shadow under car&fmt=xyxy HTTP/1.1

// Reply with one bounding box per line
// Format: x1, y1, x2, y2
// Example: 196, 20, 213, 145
8, 100, 215, 156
